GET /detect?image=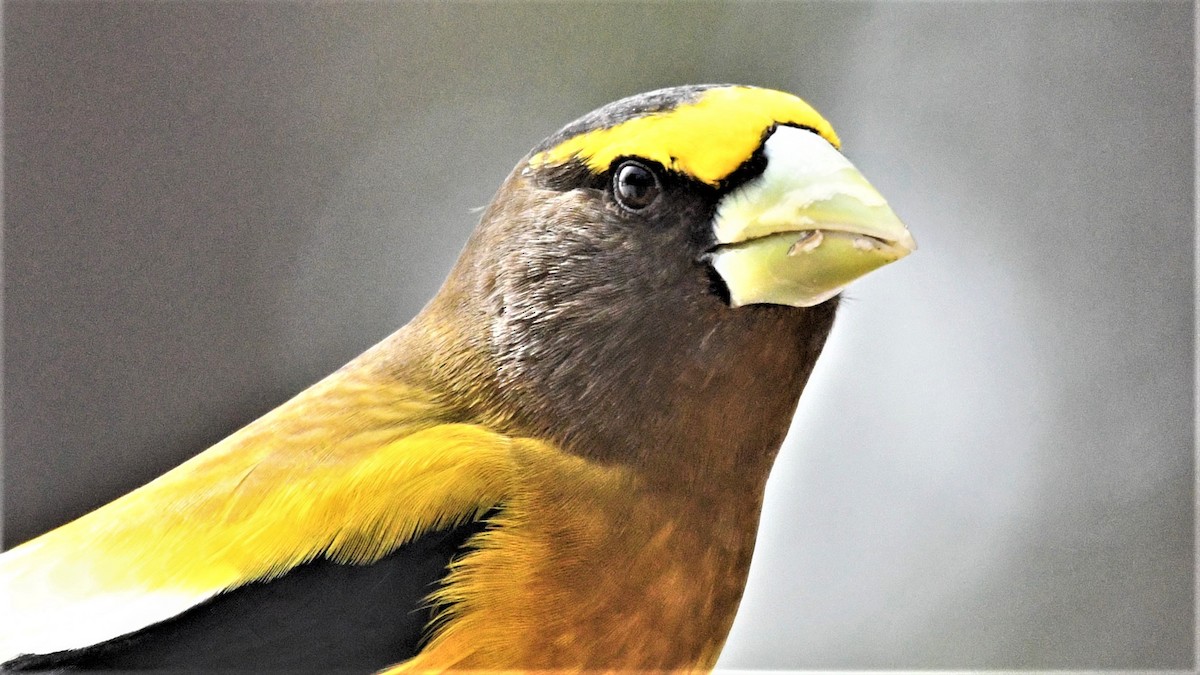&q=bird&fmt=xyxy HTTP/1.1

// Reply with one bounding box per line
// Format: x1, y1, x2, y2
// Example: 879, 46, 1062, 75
0, 84, 915, 673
